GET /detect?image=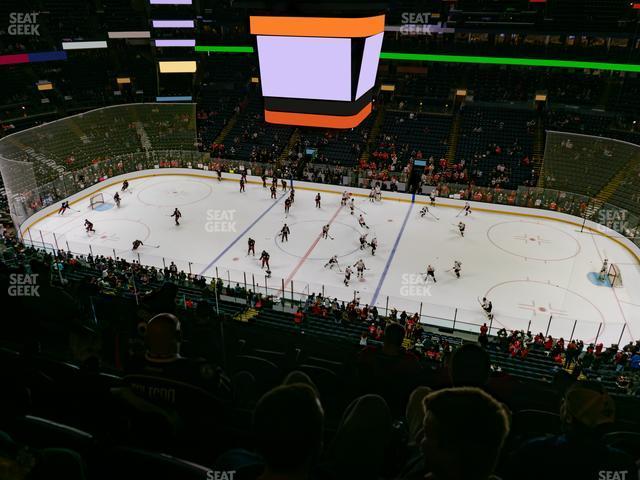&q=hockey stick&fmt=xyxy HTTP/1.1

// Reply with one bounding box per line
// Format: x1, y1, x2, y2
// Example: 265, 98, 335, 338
455, 207, 465, 217
428, 211, 440, 221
